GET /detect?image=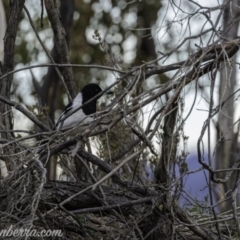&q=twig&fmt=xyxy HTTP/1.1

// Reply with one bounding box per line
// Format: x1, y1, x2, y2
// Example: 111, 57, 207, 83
0, 95, 50, 131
